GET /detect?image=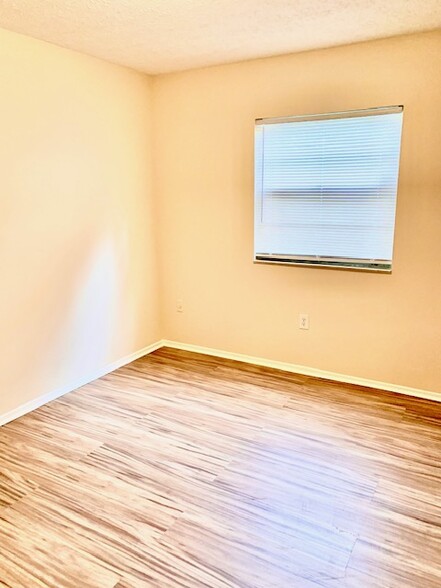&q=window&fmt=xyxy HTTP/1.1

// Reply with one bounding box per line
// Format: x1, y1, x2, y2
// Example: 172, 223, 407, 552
254, 106, 403, 272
